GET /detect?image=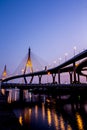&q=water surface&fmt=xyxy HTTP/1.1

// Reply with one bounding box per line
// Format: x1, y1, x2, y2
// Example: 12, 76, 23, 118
2, 88, 87, 130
